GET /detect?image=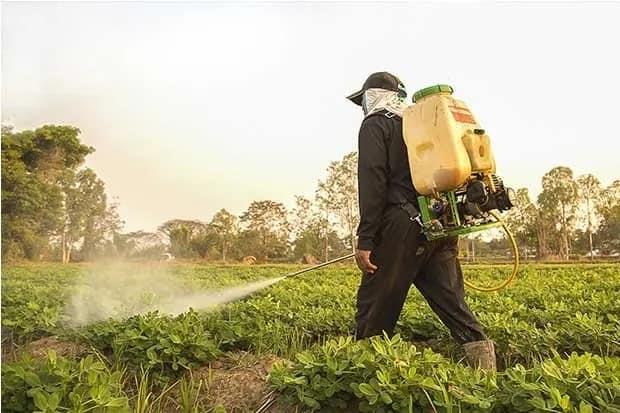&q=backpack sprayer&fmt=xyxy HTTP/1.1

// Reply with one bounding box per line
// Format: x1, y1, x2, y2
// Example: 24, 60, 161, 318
284, 85, 519, 292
